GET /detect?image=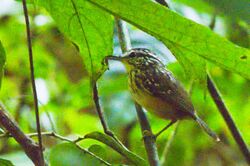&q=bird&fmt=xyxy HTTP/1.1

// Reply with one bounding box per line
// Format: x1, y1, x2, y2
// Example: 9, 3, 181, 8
104, 48, 220, 141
